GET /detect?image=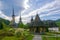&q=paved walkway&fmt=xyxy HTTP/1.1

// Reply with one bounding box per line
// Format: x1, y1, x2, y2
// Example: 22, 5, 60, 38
33, 35, 42, 40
